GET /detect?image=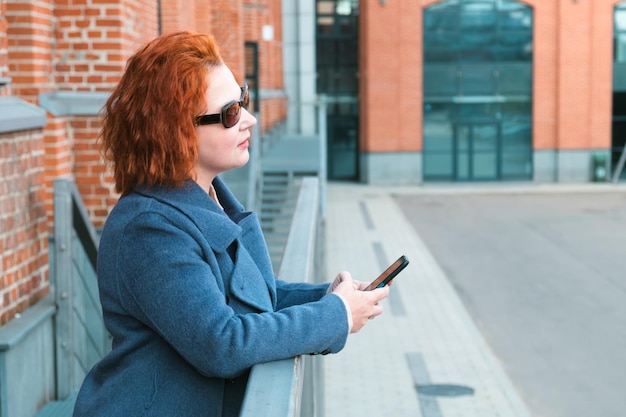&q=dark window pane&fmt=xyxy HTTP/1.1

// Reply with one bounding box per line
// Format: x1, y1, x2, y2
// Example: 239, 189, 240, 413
317, 40, 336, 67
317, 16, 334, 35
424, 11, 459, 31
459, 64, 495, 95
424, 153, 455, 179
499, 9, 532, 31
501, 120, 531, 152
337, 39, 358, 66
424, 104, 454, 152
497, 64, 532, 95
423, 64, 457, 96
338, 16, 356, 36
613, 92, 626, 116
335, 69, 358, 94
612, 121, 626, 144
424, 32, 459, 62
